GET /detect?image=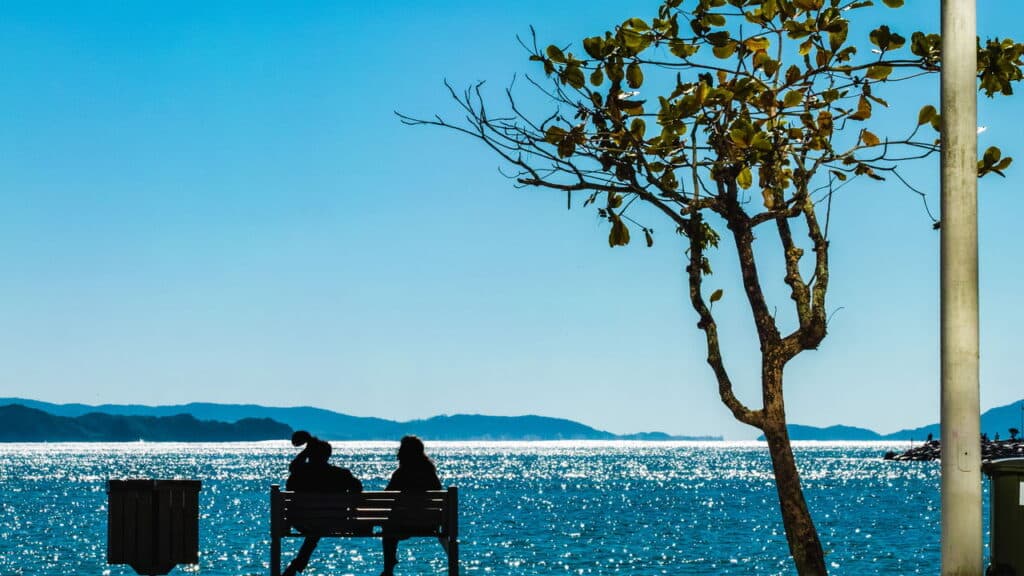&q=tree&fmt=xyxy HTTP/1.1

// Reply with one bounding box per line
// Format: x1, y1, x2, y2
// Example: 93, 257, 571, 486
401, 1, 1023, 574
1010, 427, 1019, 441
